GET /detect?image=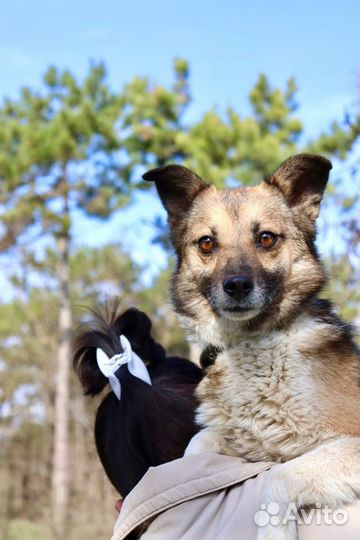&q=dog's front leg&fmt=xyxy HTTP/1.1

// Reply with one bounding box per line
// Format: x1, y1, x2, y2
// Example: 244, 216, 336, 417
256, 436, 360, 540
